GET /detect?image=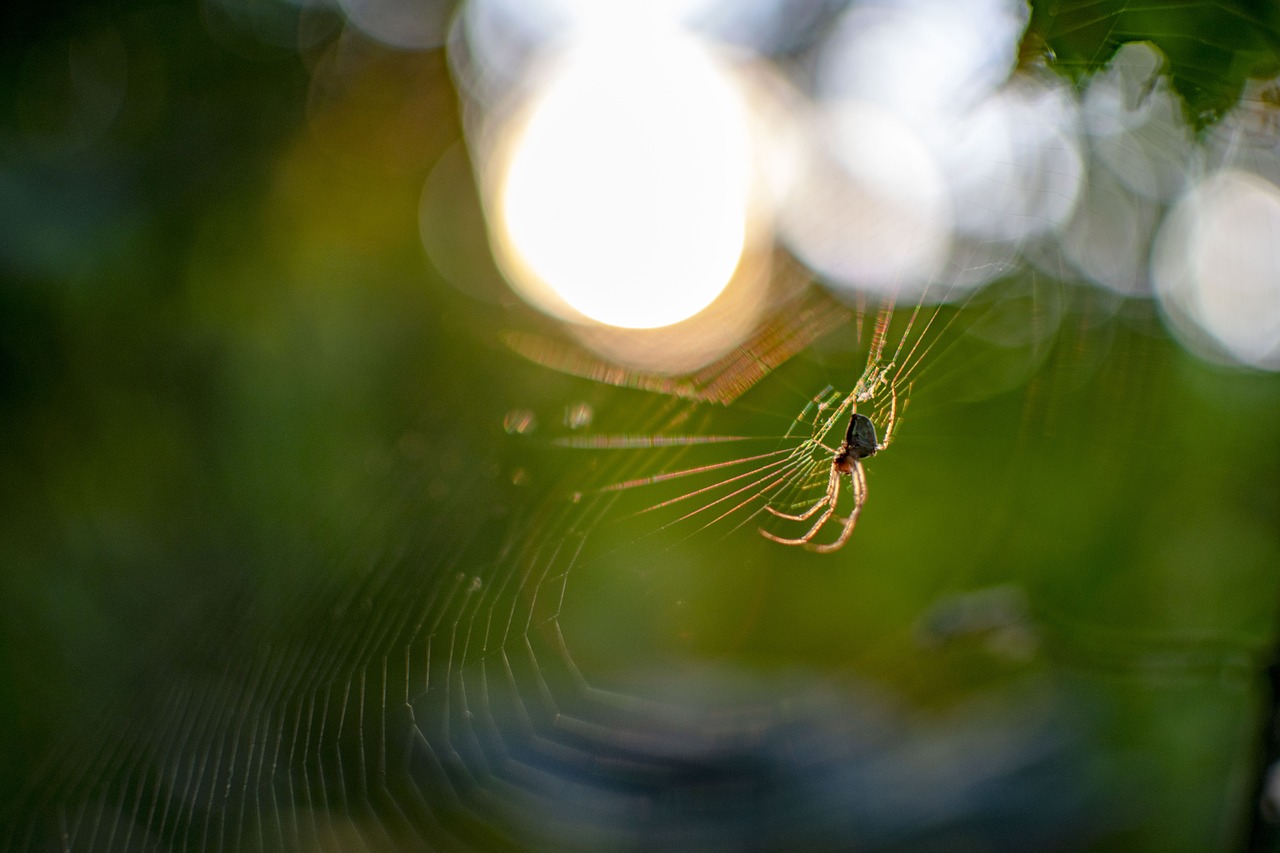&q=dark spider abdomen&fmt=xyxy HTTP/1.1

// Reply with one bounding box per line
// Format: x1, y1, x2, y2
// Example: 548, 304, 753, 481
838, 412, 880, 464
